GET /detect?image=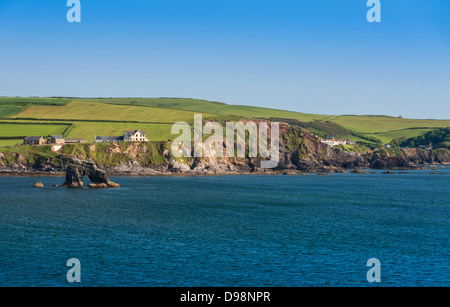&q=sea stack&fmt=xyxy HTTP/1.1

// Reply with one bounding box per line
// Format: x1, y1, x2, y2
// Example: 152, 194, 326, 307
62, 158, 120, 188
